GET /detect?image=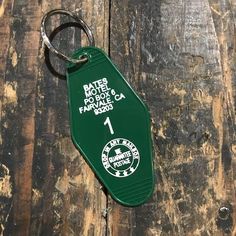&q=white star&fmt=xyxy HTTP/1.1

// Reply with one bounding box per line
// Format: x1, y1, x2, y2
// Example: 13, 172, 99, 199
130, 167, 135, 172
